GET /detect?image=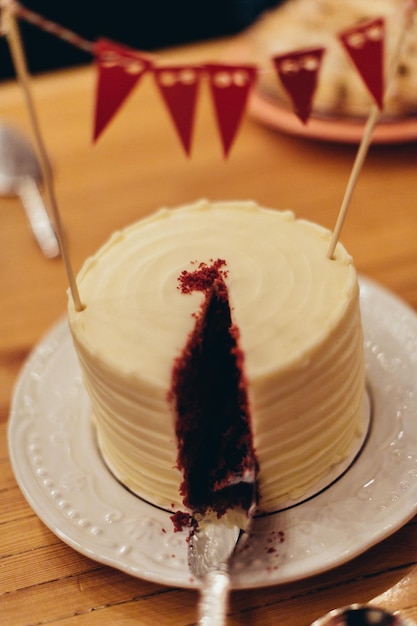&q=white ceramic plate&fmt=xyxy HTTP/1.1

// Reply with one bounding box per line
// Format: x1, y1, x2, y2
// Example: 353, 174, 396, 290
7, 277, 417, 589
